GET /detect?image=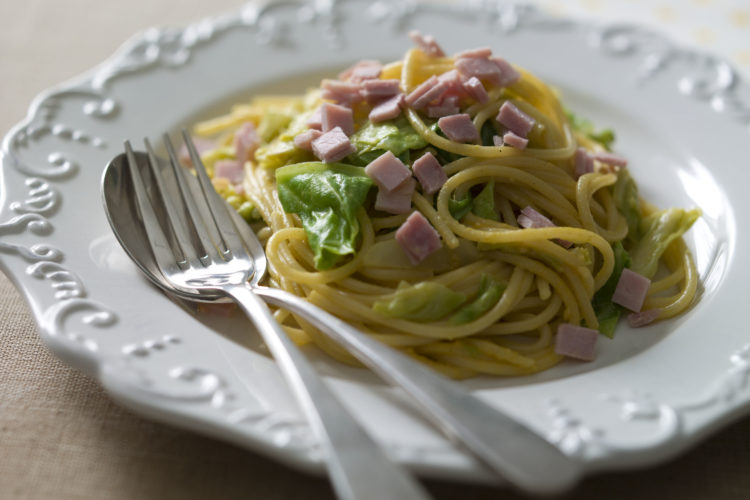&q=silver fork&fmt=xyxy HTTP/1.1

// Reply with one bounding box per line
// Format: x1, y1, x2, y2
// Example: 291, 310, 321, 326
124, 137, 431, 500
125, 132, 581, 496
